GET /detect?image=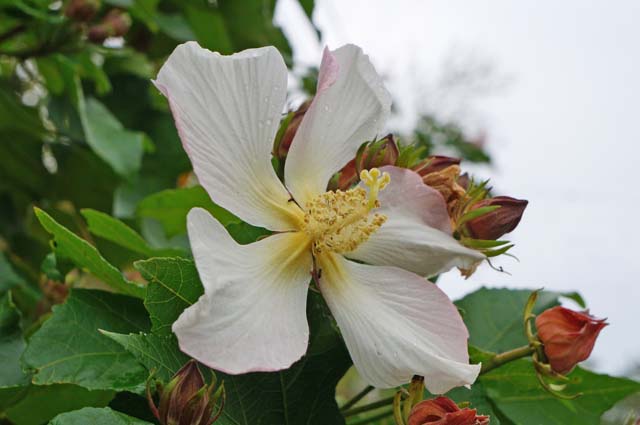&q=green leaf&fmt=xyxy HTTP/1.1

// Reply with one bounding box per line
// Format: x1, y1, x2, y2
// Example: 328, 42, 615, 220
0, 252, 25, 292
34, 208, 146, 299
480, 360, 640, 425
80, 97, 146, 178
50, 406, 153, 425
4, 384, 114, 425
218, 292, 351, 425
455, 287, 572, 352
101, 331, 190, 383
135, 257, 203, 335
134, 257, 351, 424
81, 208, 185, 258
22, 289, 151, 392
0, 292, 31, 410
136, 186, 239, 238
